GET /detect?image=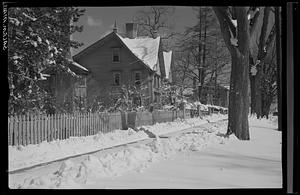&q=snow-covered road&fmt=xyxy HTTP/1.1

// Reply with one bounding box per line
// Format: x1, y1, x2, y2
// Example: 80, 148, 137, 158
85, 121, 281, 189
9, 115, 281, 189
